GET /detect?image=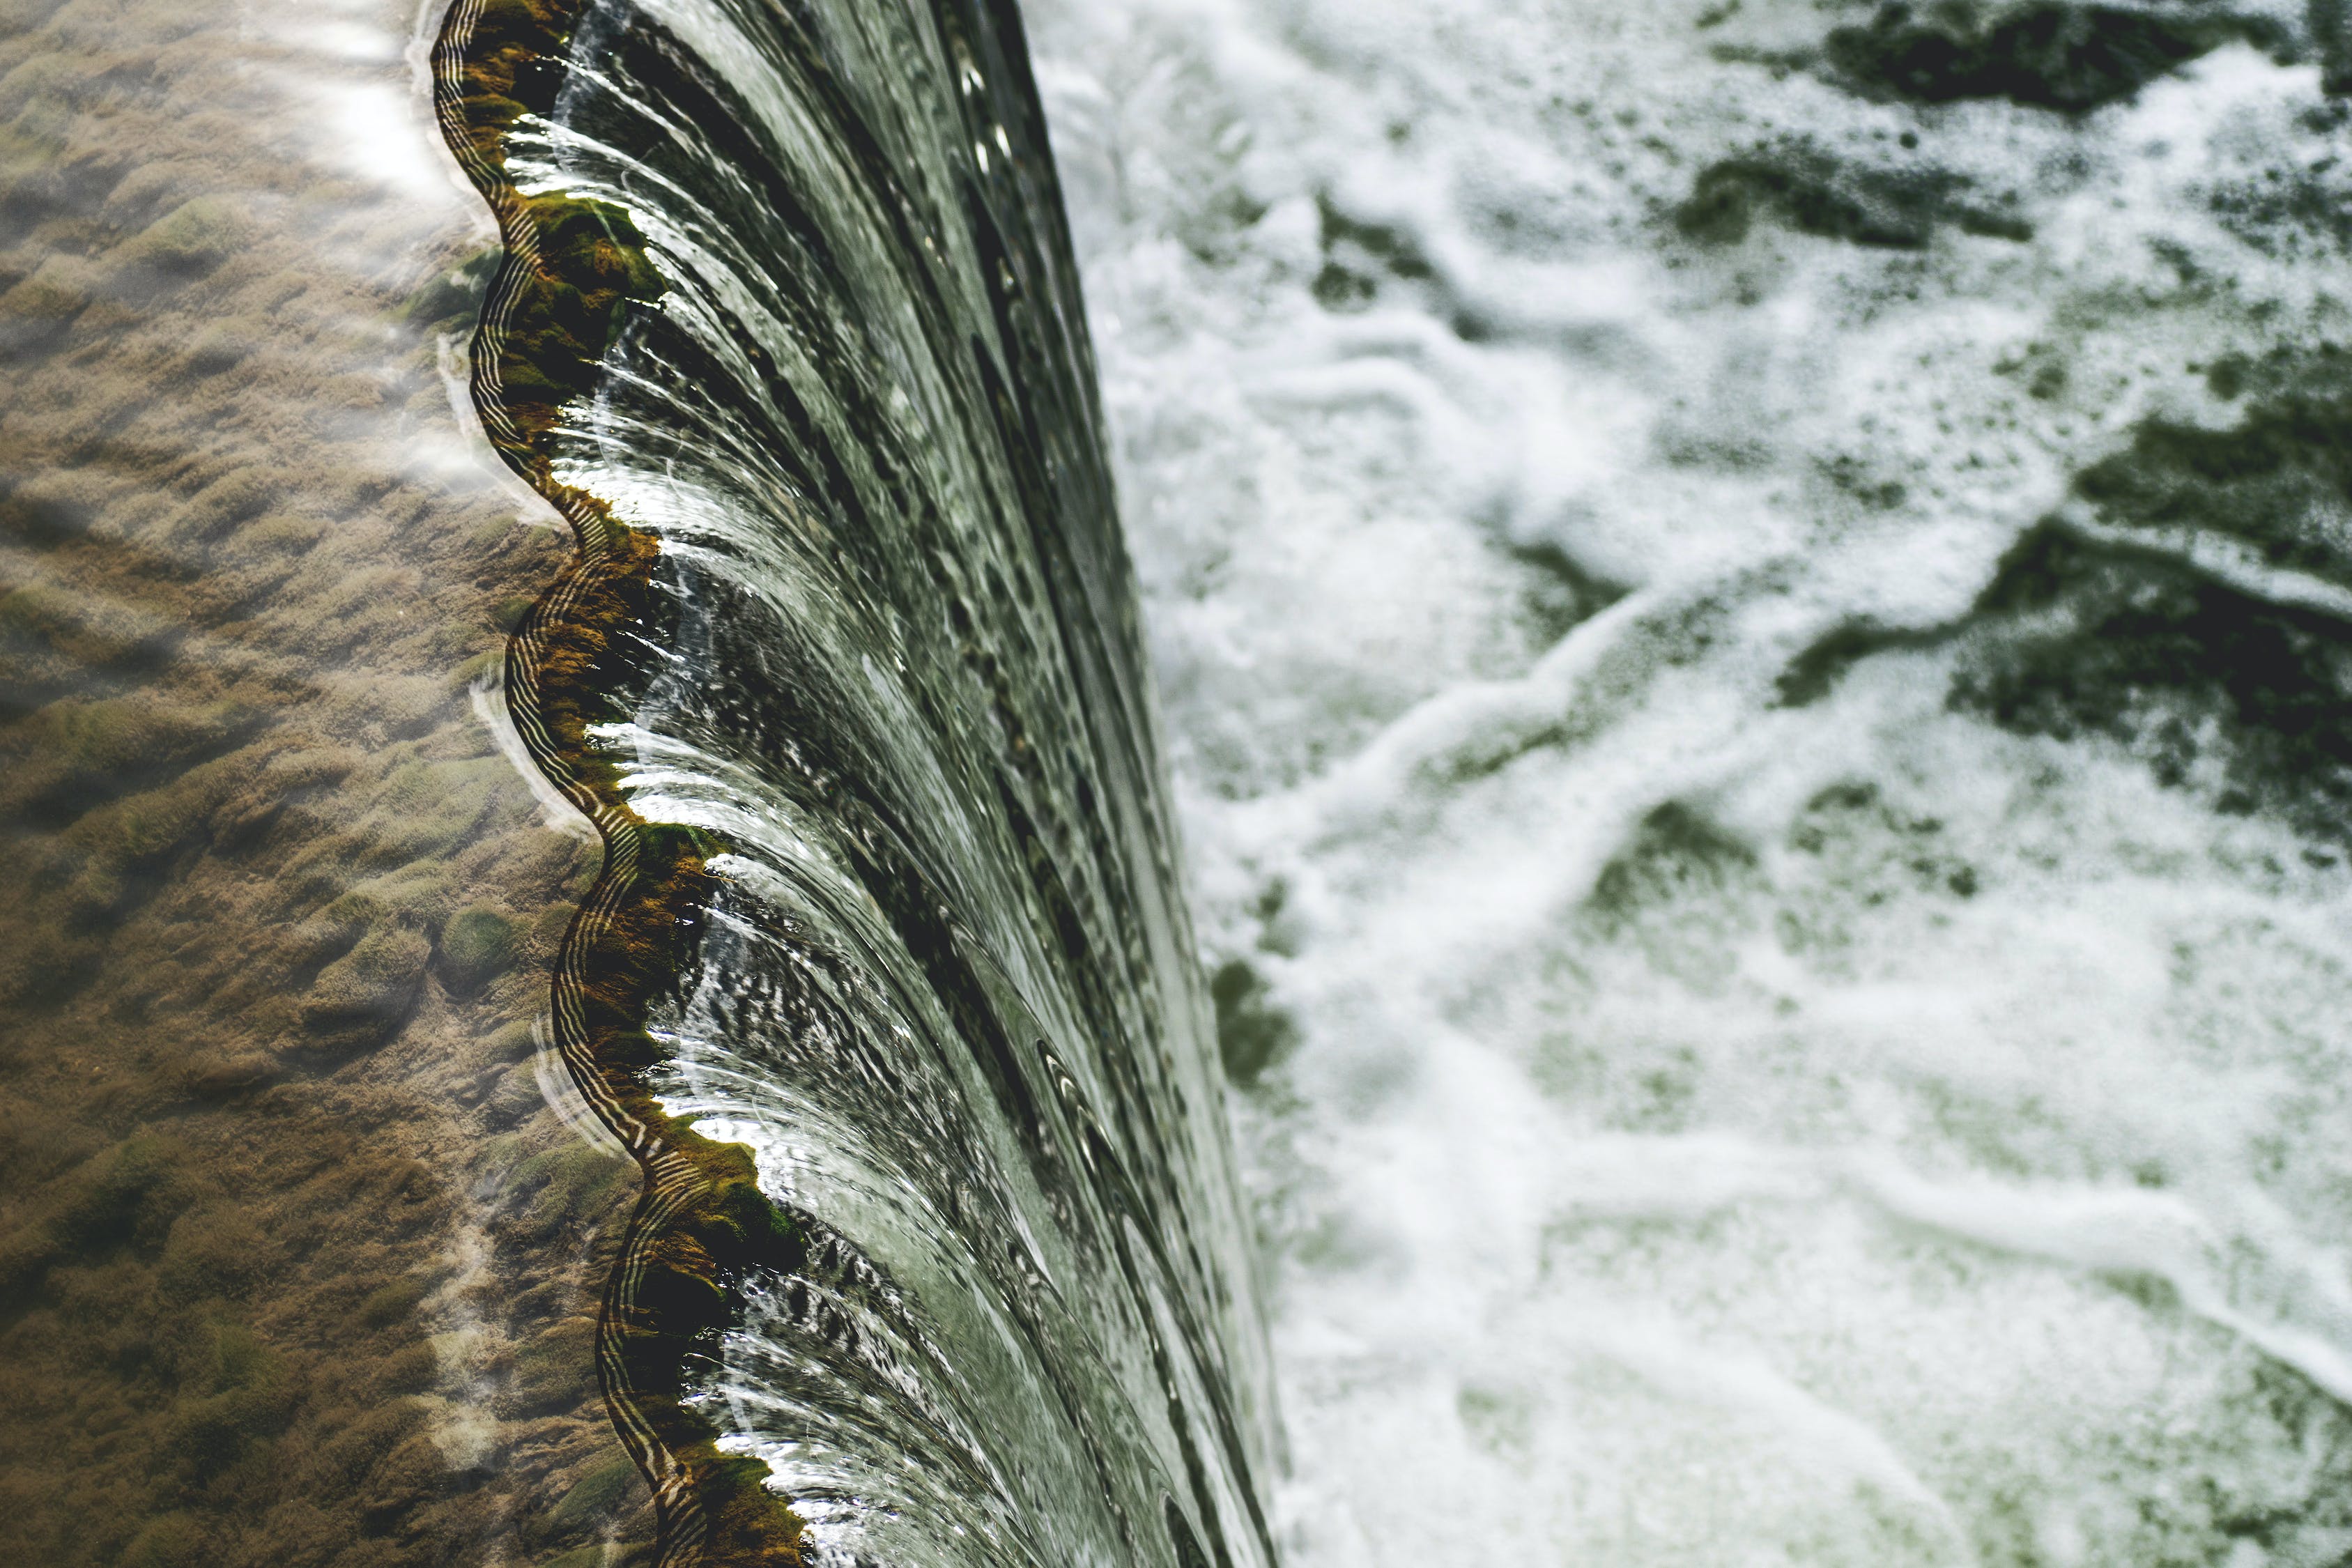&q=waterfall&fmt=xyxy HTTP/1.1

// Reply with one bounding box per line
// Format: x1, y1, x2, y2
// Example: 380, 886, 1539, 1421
434, 0, 1278, 1561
